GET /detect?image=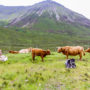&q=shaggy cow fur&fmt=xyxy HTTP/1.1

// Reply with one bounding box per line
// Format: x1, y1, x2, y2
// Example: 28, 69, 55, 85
31, 48, 51, 62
